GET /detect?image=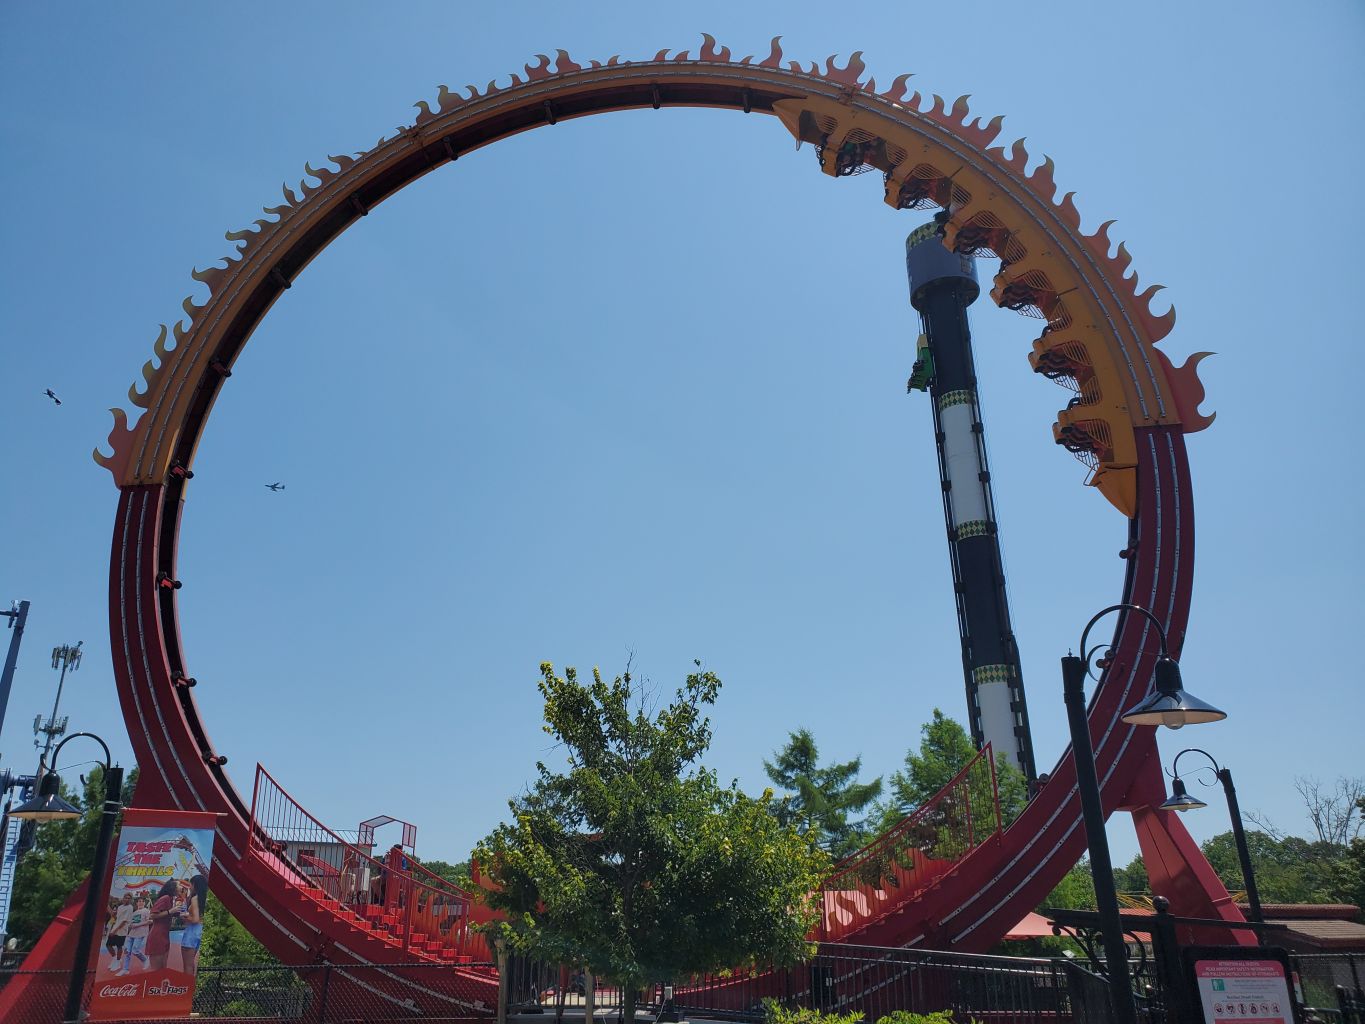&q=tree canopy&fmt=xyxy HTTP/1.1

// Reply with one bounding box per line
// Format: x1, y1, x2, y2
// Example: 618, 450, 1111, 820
1036, 780, 1365, 917
763, 729, 883, 859
6, 766, 138, 948
879, 709, 1028, 830
472, 662, 829, 1024
414, 857, 469, 887
5, 765, 275, 964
